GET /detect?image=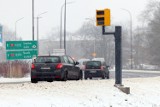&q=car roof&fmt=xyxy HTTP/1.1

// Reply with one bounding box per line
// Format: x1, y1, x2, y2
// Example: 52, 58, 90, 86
87, 60, 101, 63
78, 59, 90, 61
